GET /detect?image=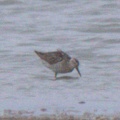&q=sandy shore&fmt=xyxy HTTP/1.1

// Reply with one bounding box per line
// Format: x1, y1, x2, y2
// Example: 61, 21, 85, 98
1, 112, 120, 120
